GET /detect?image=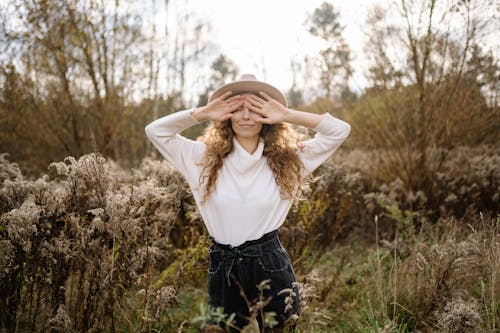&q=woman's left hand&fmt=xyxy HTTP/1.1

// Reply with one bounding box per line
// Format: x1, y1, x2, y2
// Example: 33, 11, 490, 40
244, 91, 289, 124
